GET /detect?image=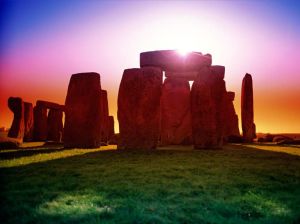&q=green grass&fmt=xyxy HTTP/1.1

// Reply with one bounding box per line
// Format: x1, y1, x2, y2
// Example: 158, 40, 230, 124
0, 144, 300, 224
